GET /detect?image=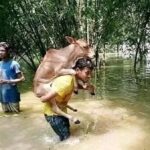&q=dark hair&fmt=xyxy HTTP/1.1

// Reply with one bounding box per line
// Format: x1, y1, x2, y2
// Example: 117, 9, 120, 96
73, 58, 95, 70
0, 42, 10, 52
